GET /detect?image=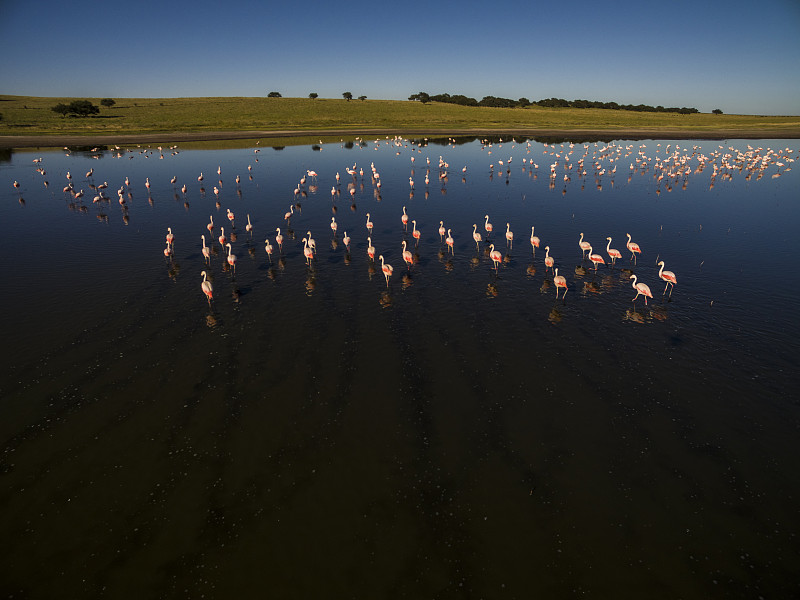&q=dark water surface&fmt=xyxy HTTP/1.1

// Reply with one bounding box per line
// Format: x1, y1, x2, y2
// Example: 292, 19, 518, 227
1, 137, 798, 598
